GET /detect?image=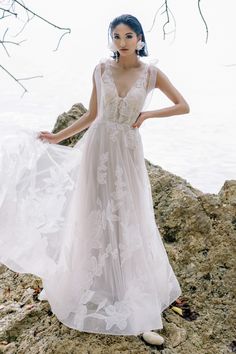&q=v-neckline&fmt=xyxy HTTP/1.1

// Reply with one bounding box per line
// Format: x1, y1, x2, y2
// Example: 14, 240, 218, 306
107, 59, 147, 99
